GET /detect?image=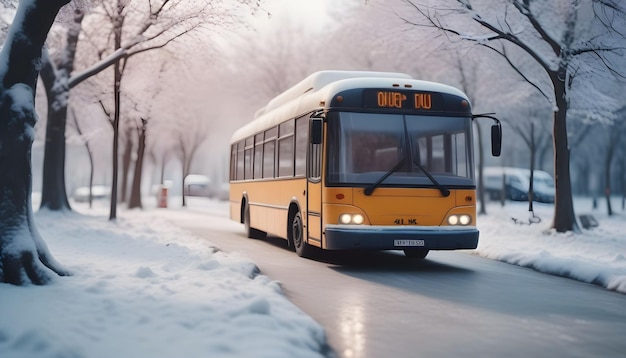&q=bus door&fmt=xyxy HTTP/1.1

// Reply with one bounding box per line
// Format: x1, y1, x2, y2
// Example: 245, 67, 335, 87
306, 118, 323, 247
